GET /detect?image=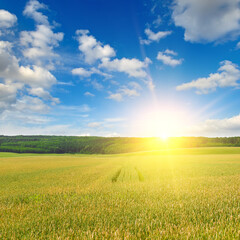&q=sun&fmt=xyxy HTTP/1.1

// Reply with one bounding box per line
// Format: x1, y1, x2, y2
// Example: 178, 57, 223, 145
130, 104, 189, 138
159, 134, 169, 141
